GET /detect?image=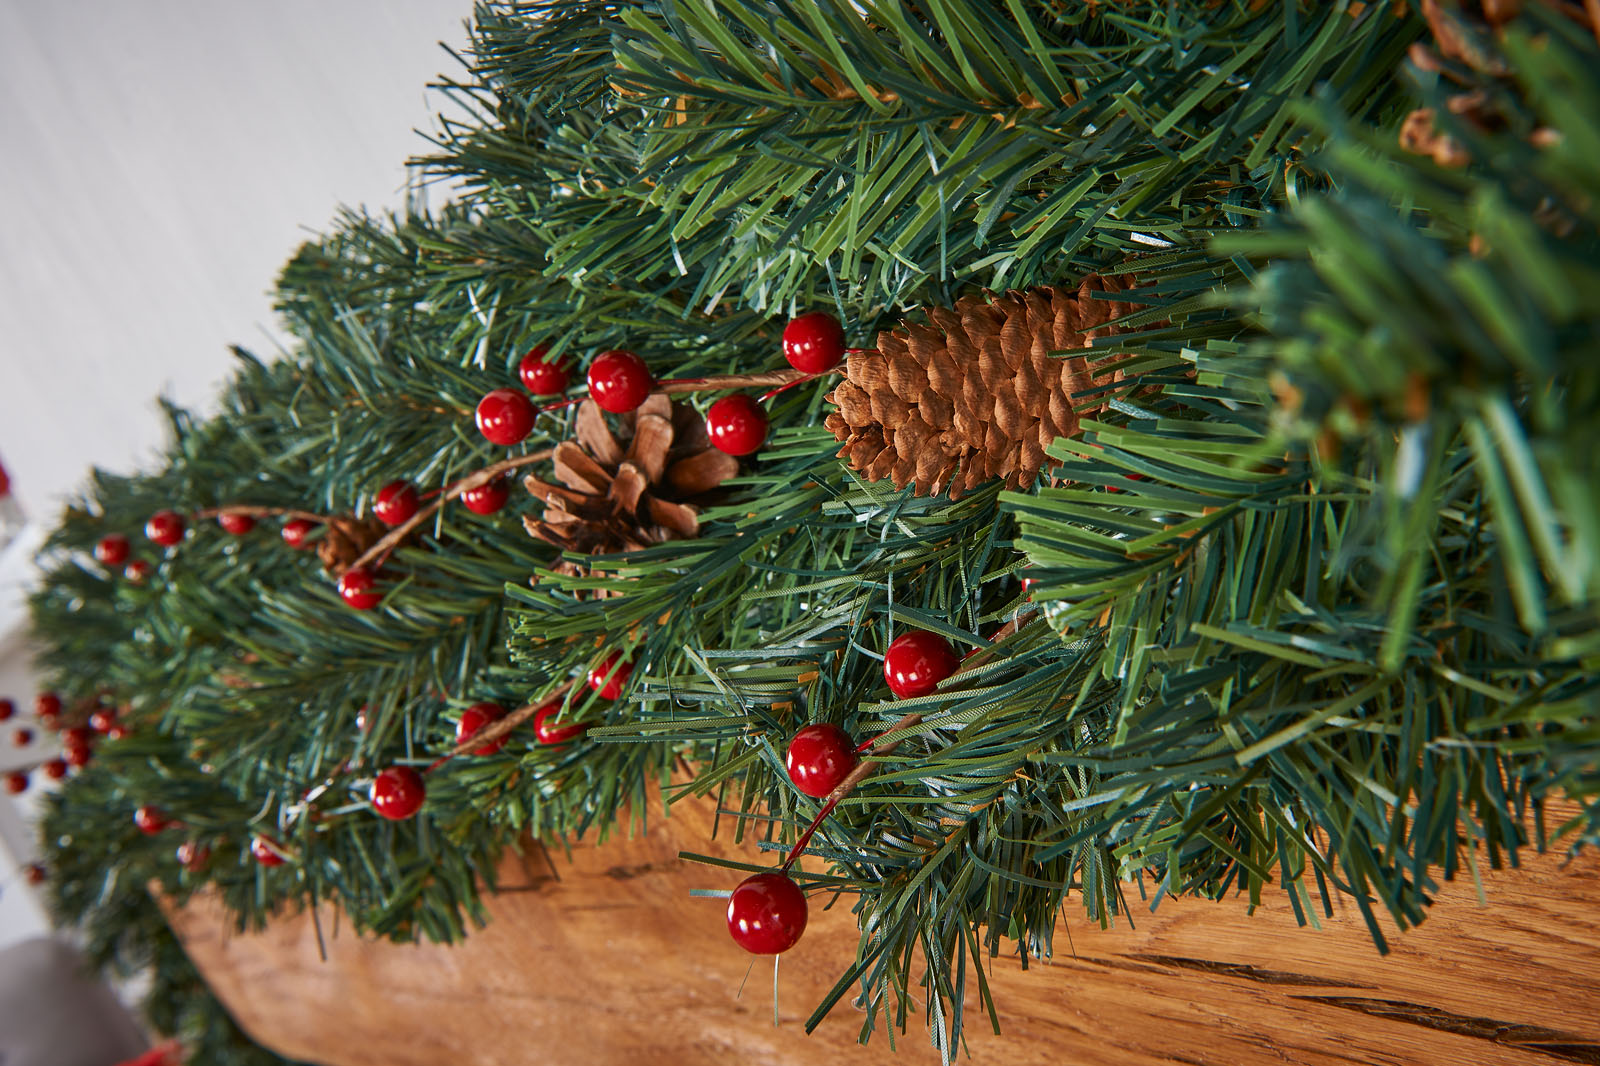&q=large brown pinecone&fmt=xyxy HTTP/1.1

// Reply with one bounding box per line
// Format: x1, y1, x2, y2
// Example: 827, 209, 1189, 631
825, 275, 1140, 499
317, 515, 387, 576
522, 394, 738, 572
